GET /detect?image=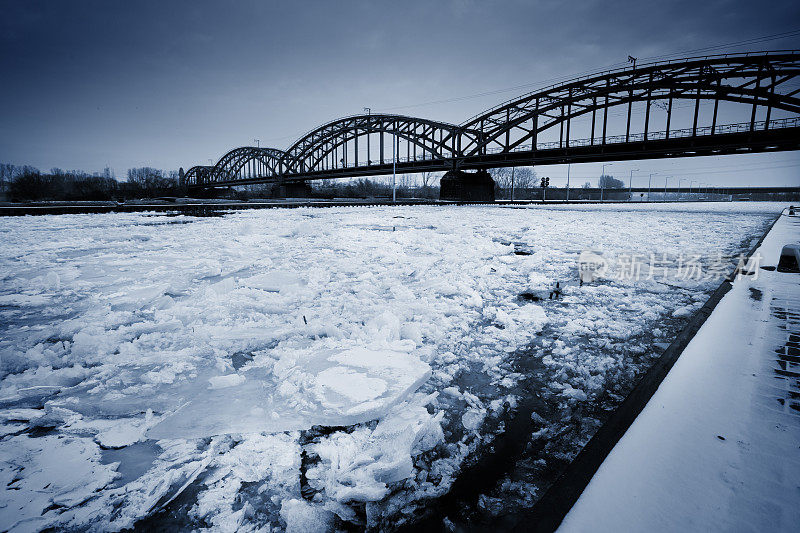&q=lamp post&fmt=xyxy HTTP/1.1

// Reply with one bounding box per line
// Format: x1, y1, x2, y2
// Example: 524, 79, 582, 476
392, 133, 396, 203
678, 178, 686, 200
254, 139, 260, 148
648, 172, 658, 202
629, 168, 639, 202
566, 163, 571, 202
601, 162, 613, 202
364, 108, 371, 165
